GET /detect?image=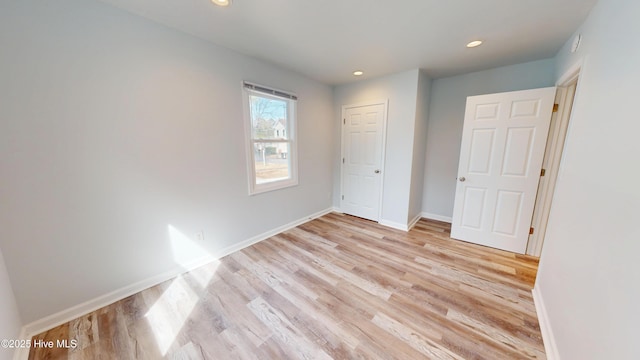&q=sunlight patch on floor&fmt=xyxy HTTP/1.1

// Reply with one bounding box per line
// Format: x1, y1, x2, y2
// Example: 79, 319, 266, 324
189, 259, 220, 288
143, 225, 221, 355
144, 275, 199, 355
